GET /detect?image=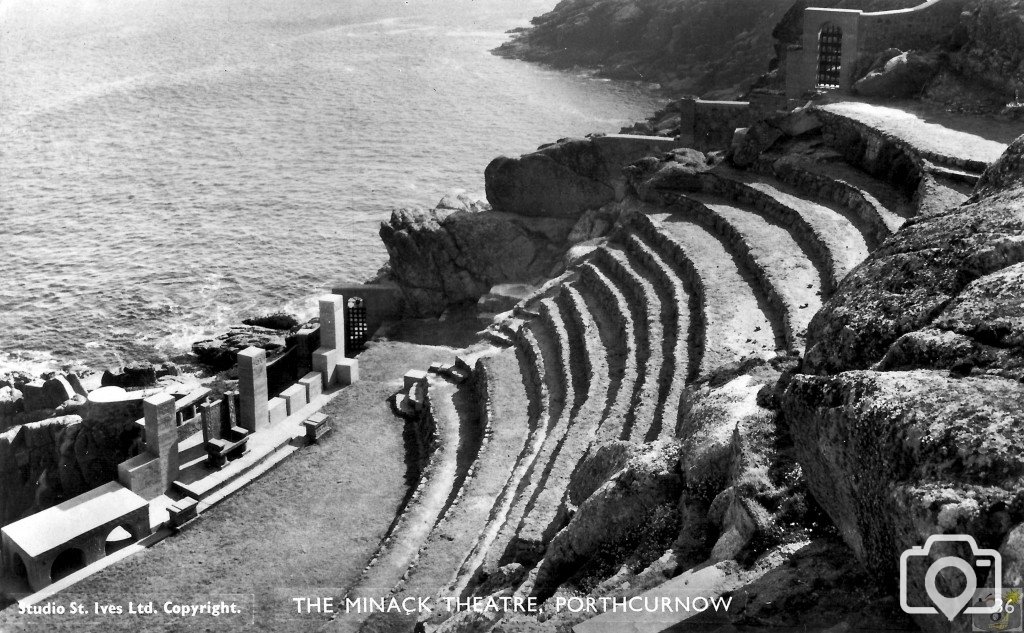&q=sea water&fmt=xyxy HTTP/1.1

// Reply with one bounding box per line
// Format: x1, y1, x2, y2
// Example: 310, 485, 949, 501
0, 0, 664, 374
